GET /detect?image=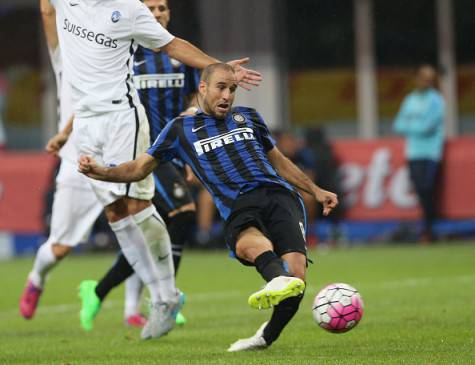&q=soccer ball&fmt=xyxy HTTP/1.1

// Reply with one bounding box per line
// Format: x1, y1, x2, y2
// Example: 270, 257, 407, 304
312, 283, 364, 333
